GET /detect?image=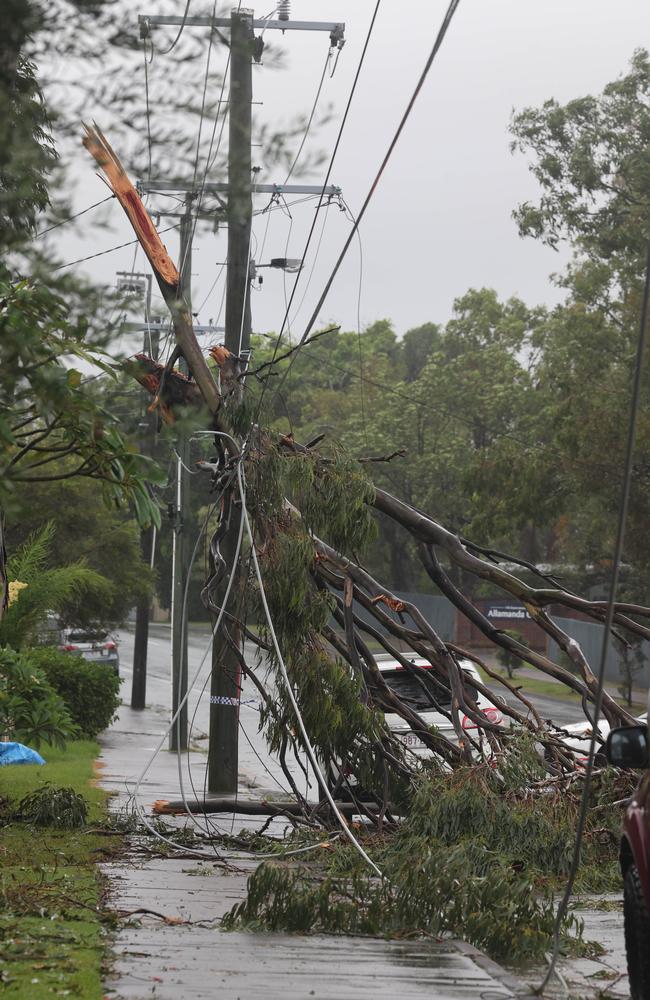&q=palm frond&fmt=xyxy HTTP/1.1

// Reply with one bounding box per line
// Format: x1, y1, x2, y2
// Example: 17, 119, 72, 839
8, 521, 56, 582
